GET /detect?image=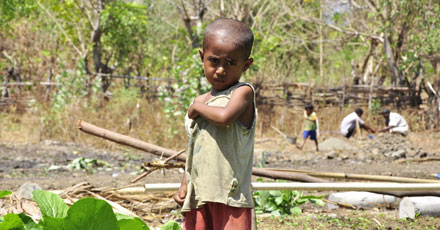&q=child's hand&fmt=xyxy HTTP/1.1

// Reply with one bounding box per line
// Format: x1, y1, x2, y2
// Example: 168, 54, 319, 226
173, 175, 187, 206
188, 103, 200, 119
